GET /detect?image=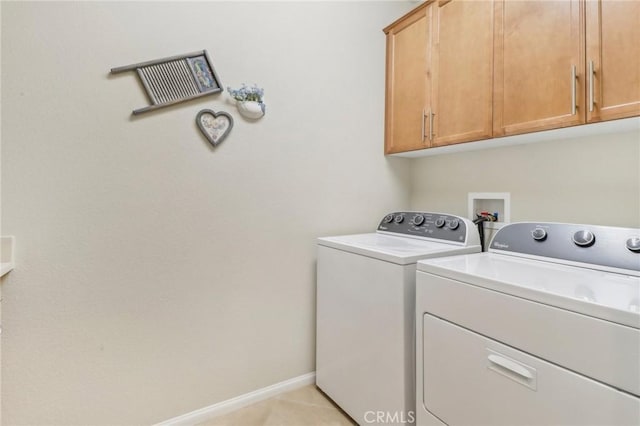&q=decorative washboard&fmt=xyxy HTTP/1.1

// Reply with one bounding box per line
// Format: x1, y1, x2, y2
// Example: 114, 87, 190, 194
111, 50, 223, 115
